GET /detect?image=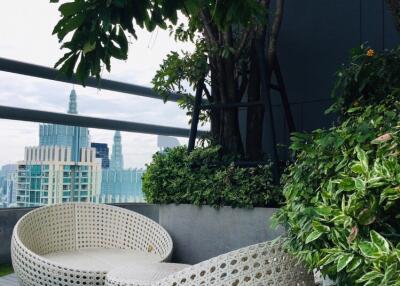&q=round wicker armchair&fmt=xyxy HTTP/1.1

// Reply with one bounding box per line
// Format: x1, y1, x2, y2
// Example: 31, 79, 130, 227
11, 203, 173, 286
152, 240, 314, 286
